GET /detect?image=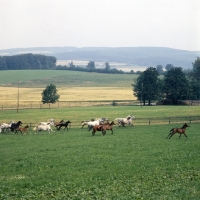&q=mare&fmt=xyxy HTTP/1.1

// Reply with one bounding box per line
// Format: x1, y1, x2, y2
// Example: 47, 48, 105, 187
56, 120, 71, 130
101, 121, 116, 135
11, 121, 23, 133
81, 119, 95, 128
33, 122, 54, 134
92, 121, 116, 136
88, 119, 104, 131
115, 115, 135, 127
39, 118, 55, 126
166, 123, 190, 139
0, 121, 14, 133
54, 119, 64, 128
16, 125, 29, 134
92, 124, 105, 136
